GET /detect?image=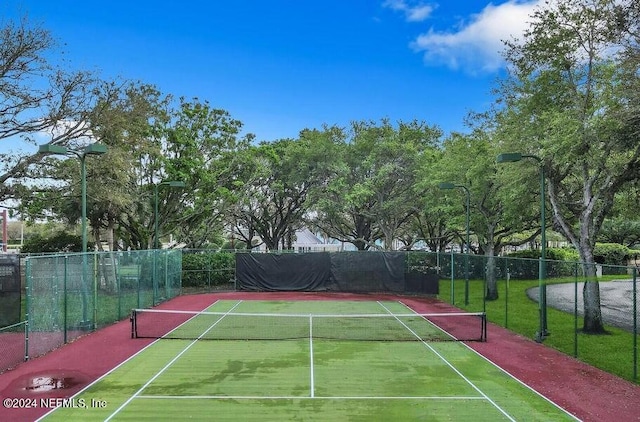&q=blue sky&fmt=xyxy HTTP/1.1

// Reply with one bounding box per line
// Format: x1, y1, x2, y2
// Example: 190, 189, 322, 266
3, 0, 540, 143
